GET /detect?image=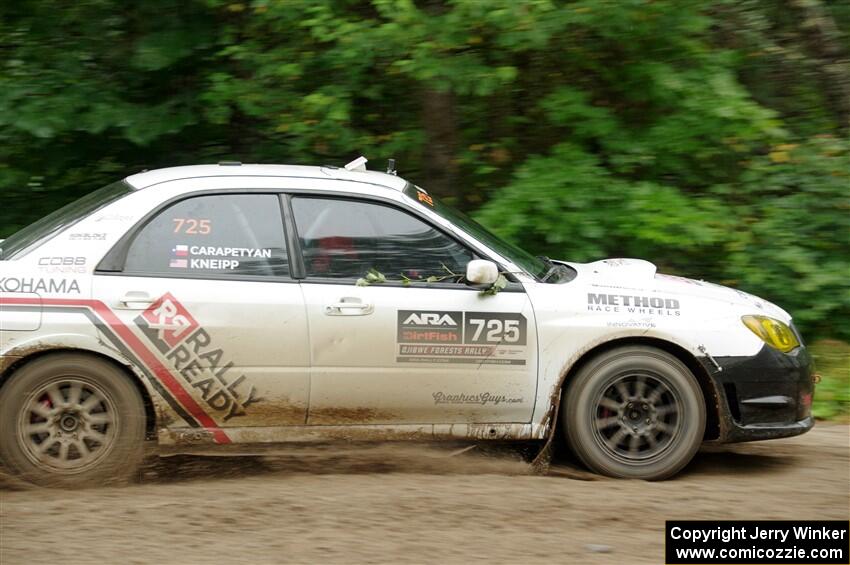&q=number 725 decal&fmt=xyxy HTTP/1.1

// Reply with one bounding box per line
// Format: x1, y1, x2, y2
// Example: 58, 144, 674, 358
173, 218, 212, 235
464, 313, 527, 345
